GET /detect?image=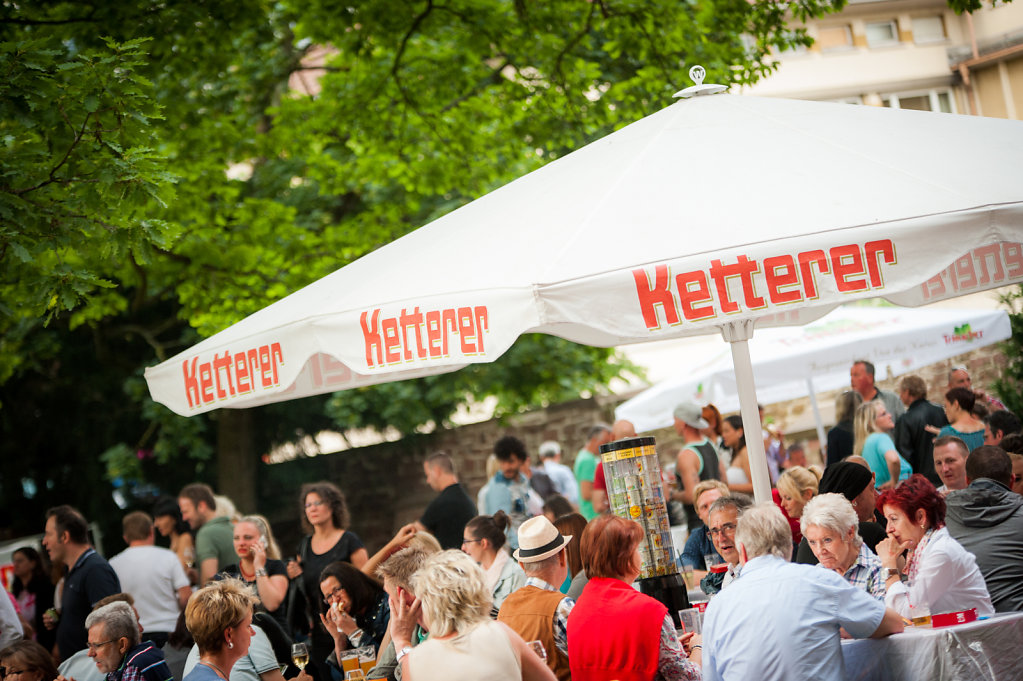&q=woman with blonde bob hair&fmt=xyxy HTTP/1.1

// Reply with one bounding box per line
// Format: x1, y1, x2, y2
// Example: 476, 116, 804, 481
184, 578, 260, 681
387, 550, 555, 681
801, 494, 886, 600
